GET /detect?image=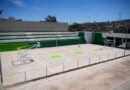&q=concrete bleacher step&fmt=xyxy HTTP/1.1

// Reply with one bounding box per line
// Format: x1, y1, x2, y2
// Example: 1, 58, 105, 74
0, 32, 81, 43
0, 32, 86, 51
0, 34, 78, 40
0, 32, 78, 36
